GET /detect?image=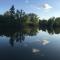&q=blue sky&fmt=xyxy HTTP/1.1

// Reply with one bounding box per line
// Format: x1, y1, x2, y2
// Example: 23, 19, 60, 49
0, 0, 60, 19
